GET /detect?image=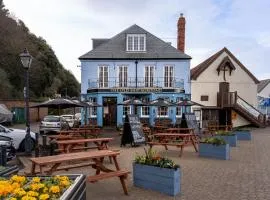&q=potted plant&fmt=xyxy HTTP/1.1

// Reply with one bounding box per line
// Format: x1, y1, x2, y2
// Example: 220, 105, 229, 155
133, 148, 180, 196
232, 128, 251, 140
0, 174, 86, 200
199, 137, 230, 160
214, 130, 237, 147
